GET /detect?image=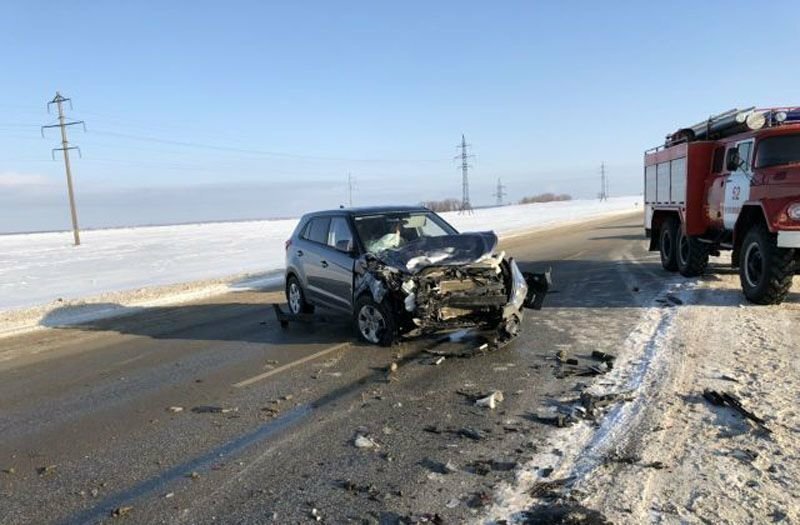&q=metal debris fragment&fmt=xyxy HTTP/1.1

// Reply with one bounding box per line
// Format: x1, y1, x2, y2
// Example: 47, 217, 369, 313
475, 390, 504, 409
354, 434, 377, 449
111, 506, 133, 518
